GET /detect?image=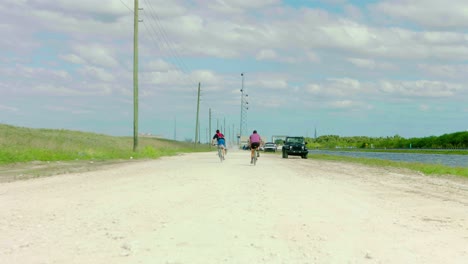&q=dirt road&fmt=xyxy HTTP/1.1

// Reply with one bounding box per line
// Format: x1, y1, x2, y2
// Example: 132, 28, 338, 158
1, 150, 468, 263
